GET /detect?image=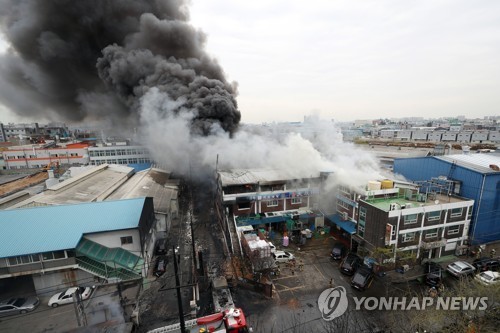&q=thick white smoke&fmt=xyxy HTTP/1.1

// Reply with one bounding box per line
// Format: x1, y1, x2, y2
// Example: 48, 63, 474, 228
139, 88, 383, 187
